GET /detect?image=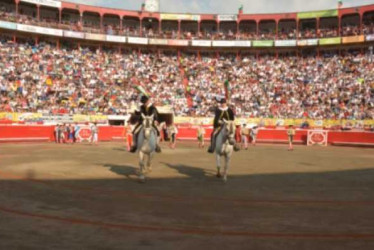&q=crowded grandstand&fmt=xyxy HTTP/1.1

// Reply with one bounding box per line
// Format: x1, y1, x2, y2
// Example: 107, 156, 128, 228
0, 0, 373, 124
